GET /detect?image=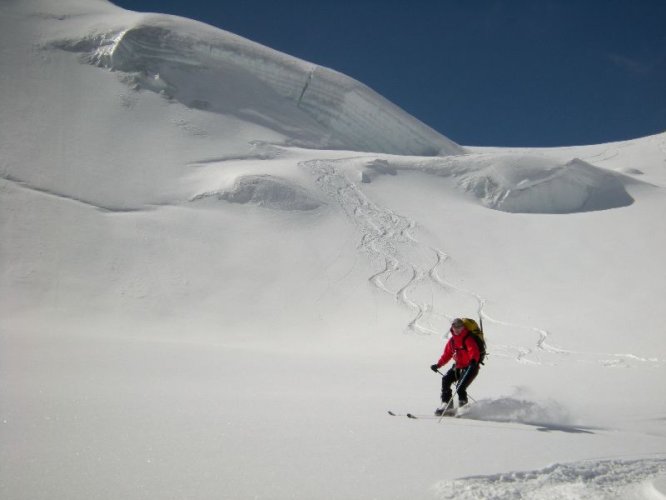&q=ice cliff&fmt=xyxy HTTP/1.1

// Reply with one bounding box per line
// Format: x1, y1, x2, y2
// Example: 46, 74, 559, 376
50, 11, 463, 156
